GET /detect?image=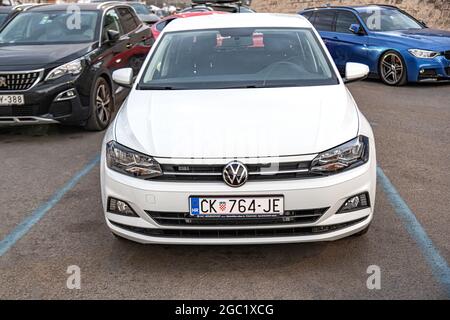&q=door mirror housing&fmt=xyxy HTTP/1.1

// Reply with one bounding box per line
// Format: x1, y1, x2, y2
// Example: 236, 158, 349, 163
112, 68, 133, 88
343, 62, 369, 83
349, 23, 365, 35
106, 29, 120, 43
